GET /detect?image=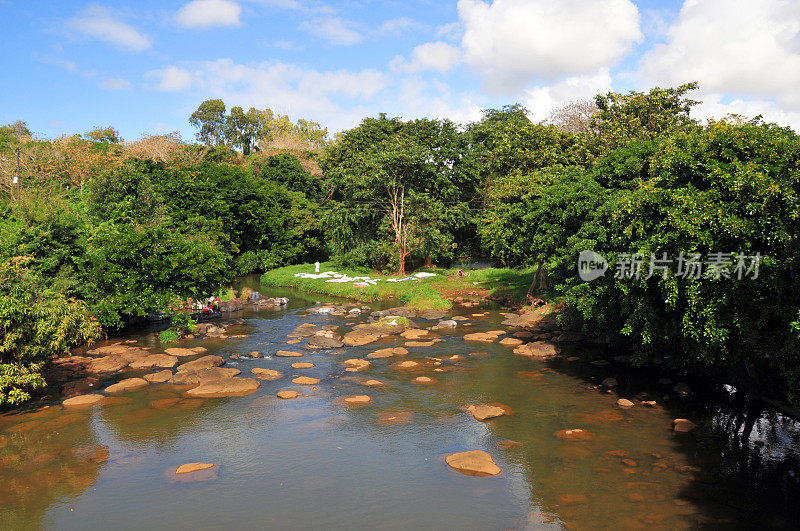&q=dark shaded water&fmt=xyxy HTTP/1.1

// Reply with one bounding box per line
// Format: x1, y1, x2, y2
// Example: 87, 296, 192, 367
1, 284, 799, 529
